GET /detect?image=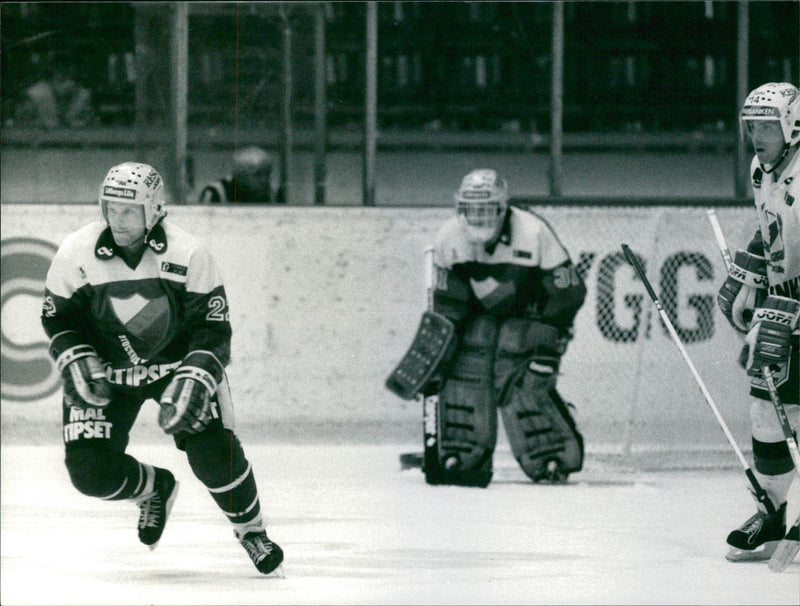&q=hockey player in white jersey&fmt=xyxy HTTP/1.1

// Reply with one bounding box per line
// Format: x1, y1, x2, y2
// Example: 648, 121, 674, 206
388, 169, 586, 486
717, 82, 800, 561
41, 162, 283, 574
